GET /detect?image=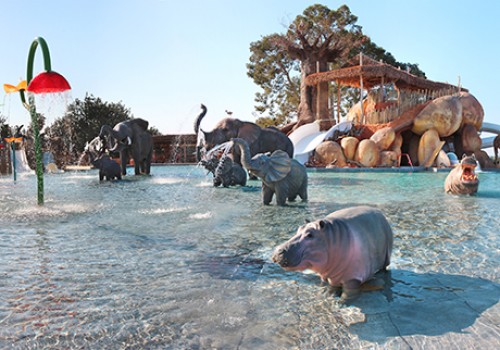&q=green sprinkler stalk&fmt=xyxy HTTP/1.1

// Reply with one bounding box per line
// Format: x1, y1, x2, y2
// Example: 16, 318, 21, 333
28, 38, 52, 205
19, 37, 53, 205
